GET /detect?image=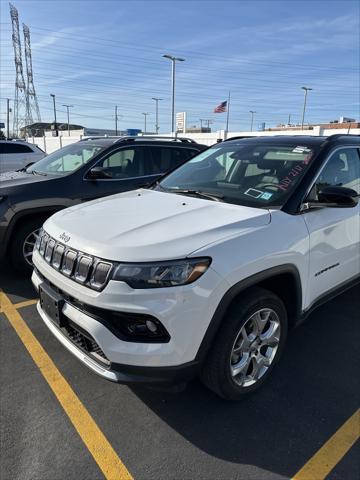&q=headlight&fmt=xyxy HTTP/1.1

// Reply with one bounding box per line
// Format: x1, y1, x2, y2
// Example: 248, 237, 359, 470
112, 257, 211, 289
